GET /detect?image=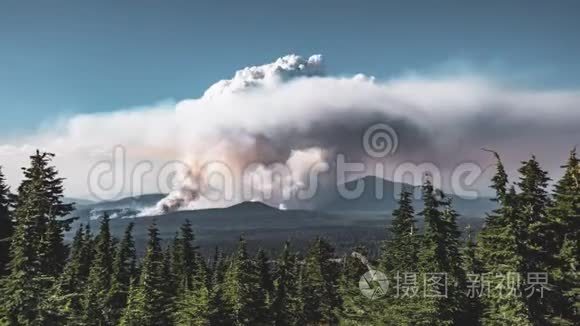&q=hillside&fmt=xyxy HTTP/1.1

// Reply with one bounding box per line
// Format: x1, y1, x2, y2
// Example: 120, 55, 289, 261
65, 176, 494, 254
